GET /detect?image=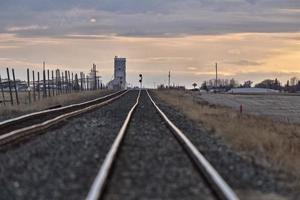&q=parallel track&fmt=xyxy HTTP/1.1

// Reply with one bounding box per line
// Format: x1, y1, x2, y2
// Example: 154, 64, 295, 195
86, 90, 239, 200
0, 90, 128, 146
